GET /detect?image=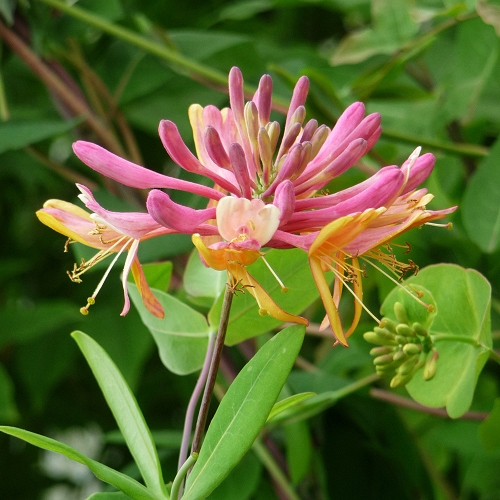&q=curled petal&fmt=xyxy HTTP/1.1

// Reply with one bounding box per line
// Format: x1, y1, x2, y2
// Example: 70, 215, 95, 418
147, 189, 216, 232
216, 196, 280, 245
273, 180, 295, 226
72, 141, 223, 200
159, 120, 240, 195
